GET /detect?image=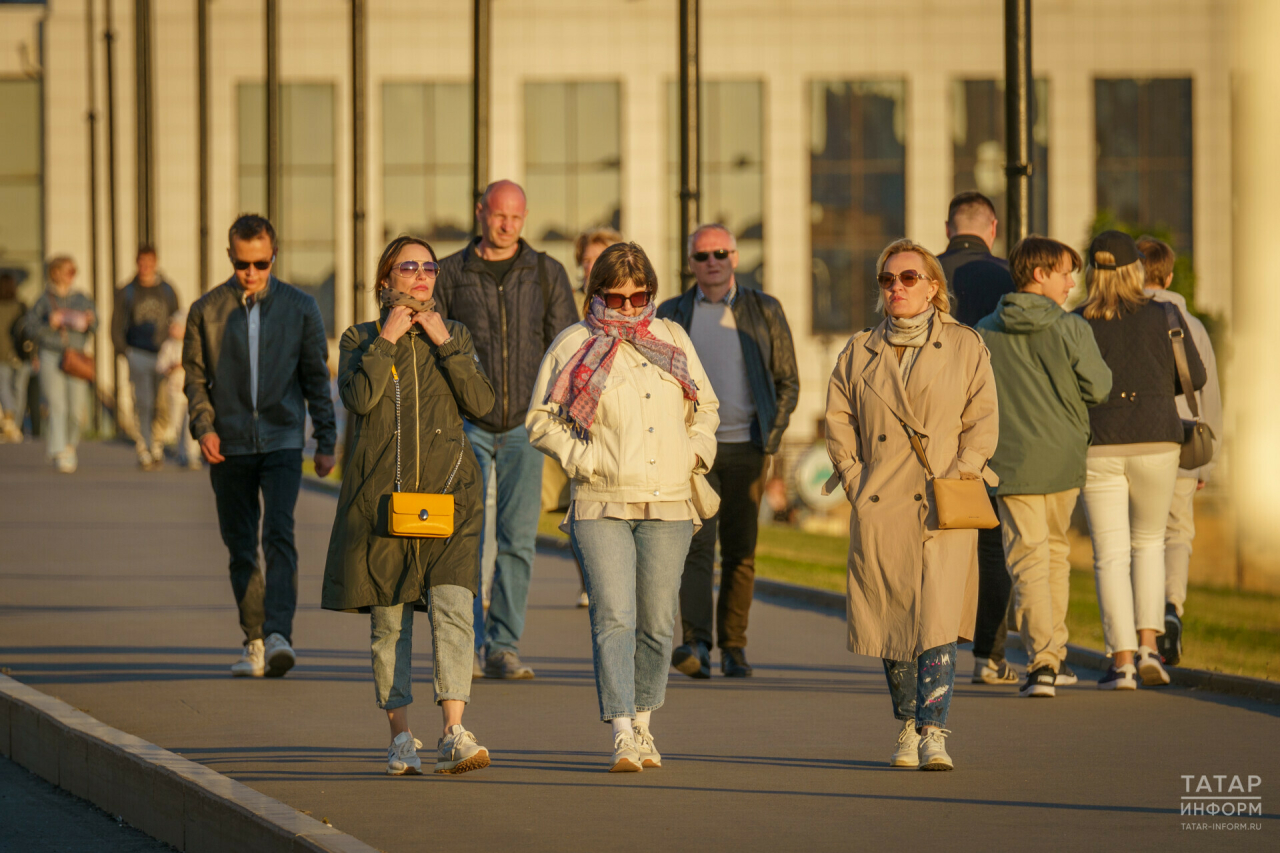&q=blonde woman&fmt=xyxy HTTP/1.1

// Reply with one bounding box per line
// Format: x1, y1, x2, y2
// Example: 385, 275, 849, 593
825, 239, 998, 771
527, 242, 719, 772
1073, 231, 1206, 690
